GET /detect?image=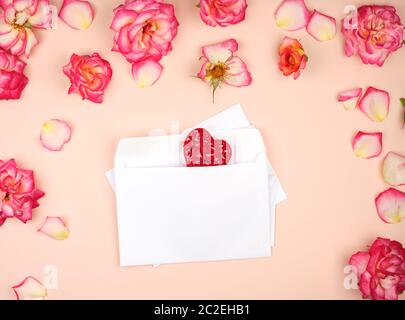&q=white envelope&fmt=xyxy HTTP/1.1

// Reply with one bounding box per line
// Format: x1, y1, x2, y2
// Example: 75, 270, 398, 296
114, 128, 272, 266
106, 104, 287, 248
